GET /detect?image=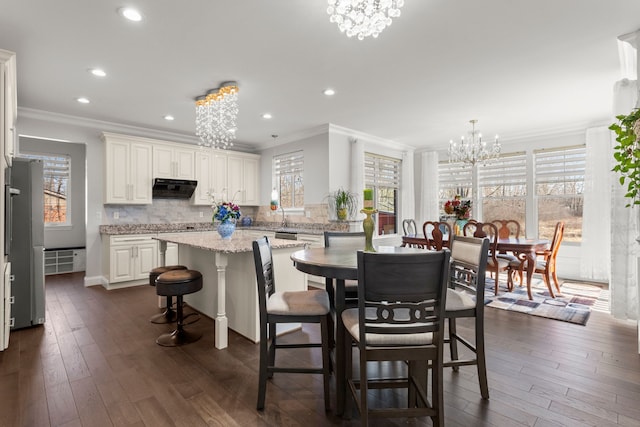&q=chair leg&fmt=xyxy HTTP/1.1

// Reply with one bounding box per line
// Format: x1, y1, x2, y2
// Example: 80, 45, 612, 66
432, 355, 444, 427
543, 270, 555, 298
267, 323, 277, 379
321, 315, 331, 412
475, 317, 489, 399
344, 330, 353, 420
494, 267, 500, 296
551, 269, 561, 293
257, 322, 268, 410
448, 318, 459, 372
359, 345, 368, 426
